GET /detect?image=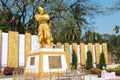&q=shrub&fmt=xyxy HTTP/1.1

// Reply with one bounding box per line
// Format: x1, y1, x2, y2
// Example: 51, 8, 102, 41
14, 67, 24, 74
89, 68, 101, 74
72, 50, 77, 69
107, 69, 120, 76
3, 67, 14, 75
3, 67, 24, 76
115, 65, 120, 69
115, 70, 120, 76
86, 51, 93, 70
99, 51, 106, 69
